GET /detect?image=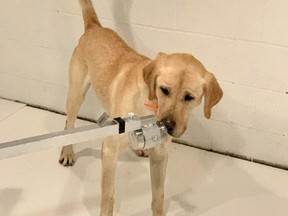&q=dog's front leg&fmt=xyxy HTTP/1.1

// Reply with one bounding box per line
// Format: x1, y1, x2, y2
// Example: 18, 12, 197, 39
148, 141, 170, 216
100, 136, 118, 216
100, 134, 129, 216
